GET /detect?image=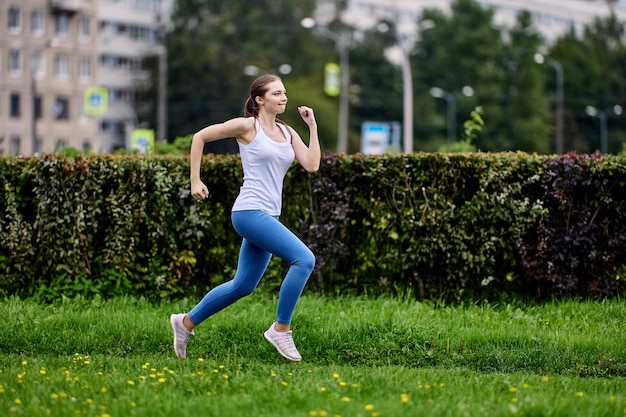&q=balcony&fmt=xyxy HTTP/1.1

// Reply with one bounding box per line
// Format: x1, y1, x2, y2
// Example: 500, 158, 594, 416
50, 0, 82, 13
